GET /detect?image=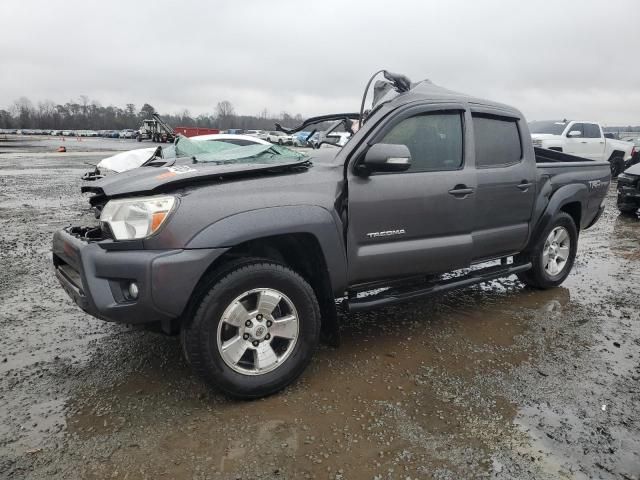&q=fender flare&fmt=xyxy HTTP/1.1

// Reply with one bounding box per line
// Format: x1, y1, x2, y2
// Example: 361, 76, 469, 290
186, 205, 348, 296
528, 182, 588, 248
